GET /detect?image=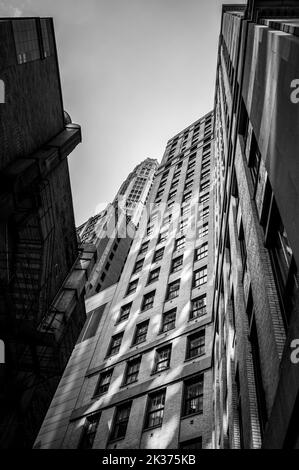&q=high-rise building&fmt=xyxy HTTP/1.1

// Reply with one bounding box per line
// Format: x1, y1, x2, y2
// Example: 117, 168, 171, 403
212, 1, 299, 449
34, 111, 215, 449
0, 17, 95, 448
32, 0, 299, 450
77, 158, 158, 298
